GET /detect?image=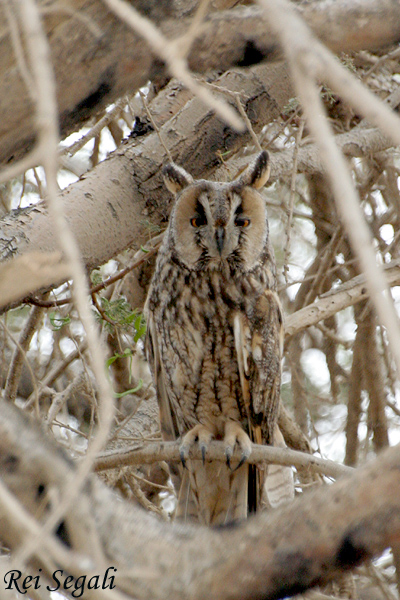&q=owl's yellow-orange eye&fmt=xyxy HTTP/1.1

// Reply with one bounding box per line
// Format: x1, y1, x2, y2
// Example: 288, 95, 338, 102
235, 217, 250, 228
191, 216, 207, 227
